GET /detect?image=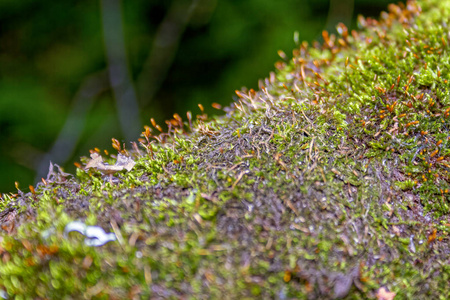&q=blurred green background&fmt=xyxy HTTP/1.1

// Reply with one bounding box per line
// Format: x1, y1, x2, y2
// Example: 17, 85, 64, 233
0, 0, 398, 193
